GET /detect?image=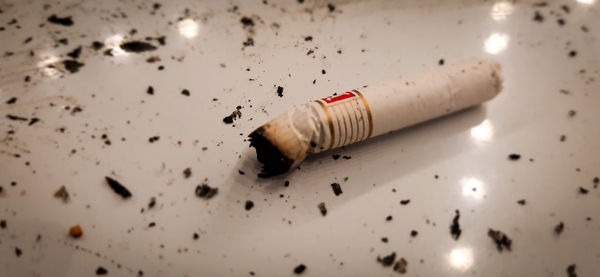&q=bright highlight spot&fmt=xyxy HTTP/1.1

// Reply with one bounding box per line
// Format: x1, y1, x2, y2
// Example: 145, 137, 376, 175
491, 1, 514, 20
471, 119, 494, 142
449, 248, 474, 270
484, 33, 510, 55
178, 18, 199, 38
461, 177, 485, 200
